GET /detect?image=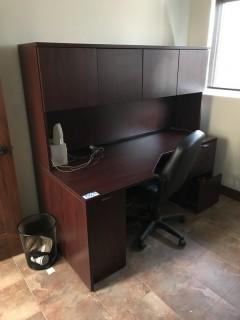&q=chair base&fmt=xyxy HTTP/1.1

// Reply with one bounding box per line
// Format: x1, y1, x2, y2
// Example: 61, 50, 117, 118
138, 214, 186, 250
